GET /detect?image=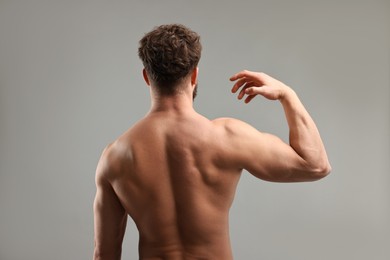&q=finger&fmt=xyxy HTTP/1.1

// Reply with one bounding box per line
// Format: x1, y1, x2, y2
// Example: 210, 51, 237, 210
229, 72, 243, 82
245, 86, 265, 96
244, 94, 257, 104
231, 78, 249, 93
238, 86, 247, 100
230, 70, 258, 81
238, 82, 257, 99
